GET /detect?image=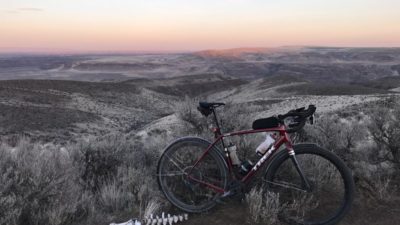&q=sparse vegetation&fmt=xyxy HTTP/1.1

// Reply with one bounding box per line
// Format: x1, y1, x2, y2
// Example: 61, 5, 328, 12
277, 83, 389, 96
374, 175, 394, 201
367, 101, 400, 164
297, 97, 400, 203
245, 188, 283, 225
1, 50, 400, 225
175, 96, 208, 134
0, 135, 164, 225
